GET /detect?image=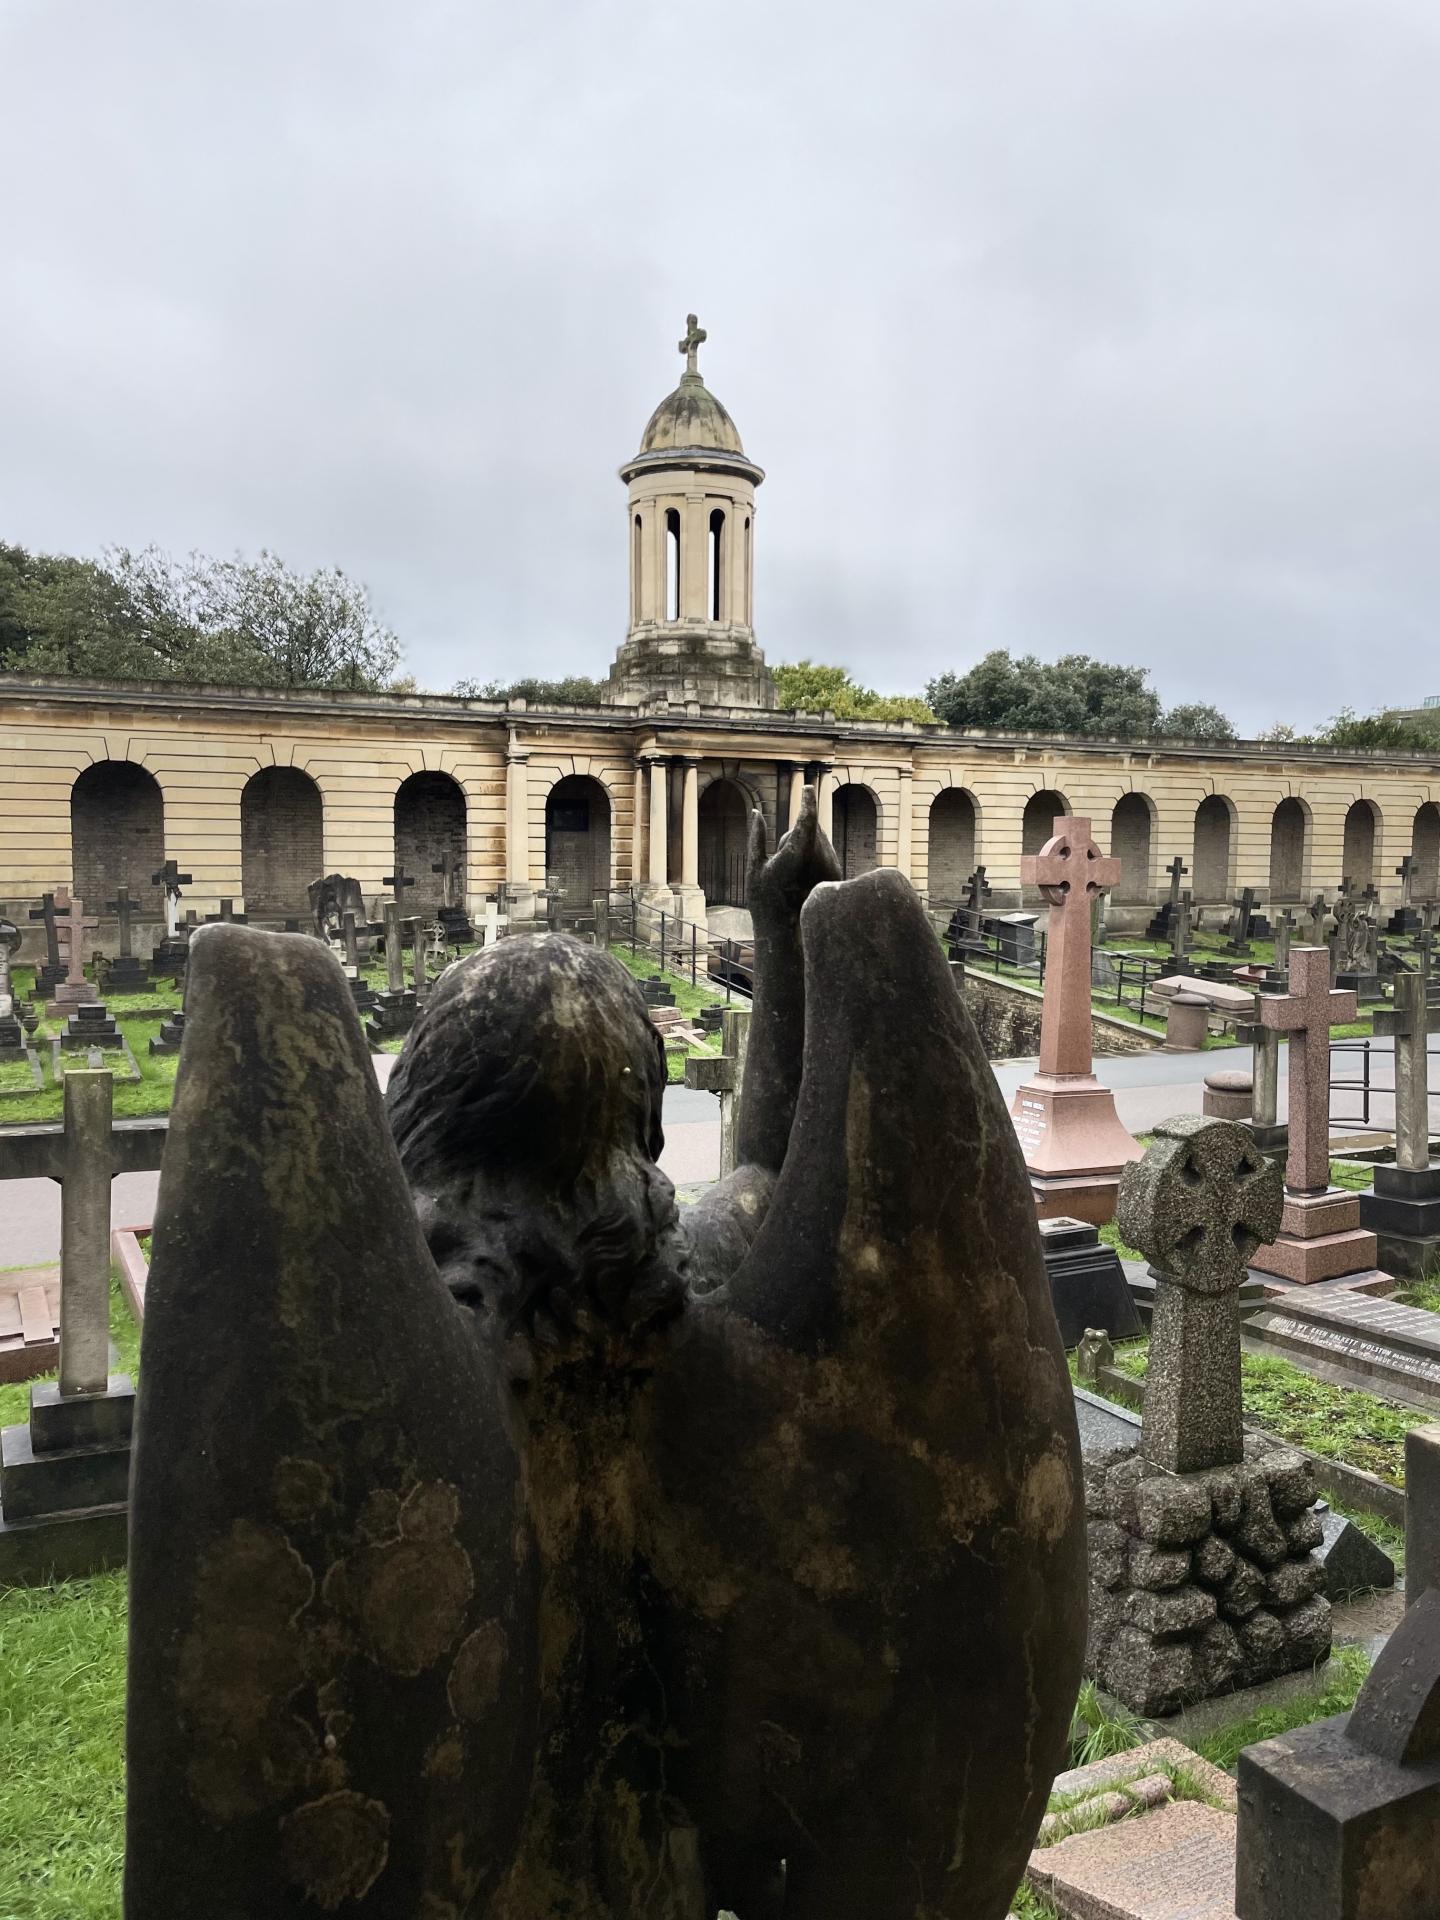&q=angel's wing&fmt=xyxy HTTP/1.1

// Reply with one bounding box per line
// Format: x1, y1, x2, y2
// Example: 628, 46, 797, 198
125, 926, 536, 1919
